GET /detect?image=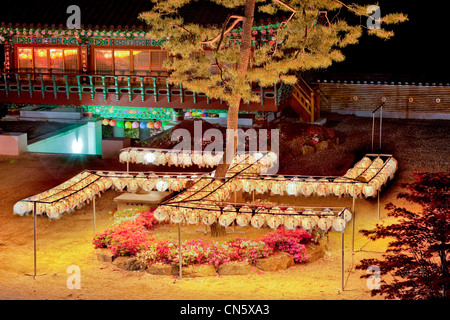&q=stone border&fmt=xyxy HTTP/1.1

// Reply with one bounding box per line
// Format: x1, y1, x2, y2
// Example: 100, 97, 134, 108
96, 243, 325, 277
